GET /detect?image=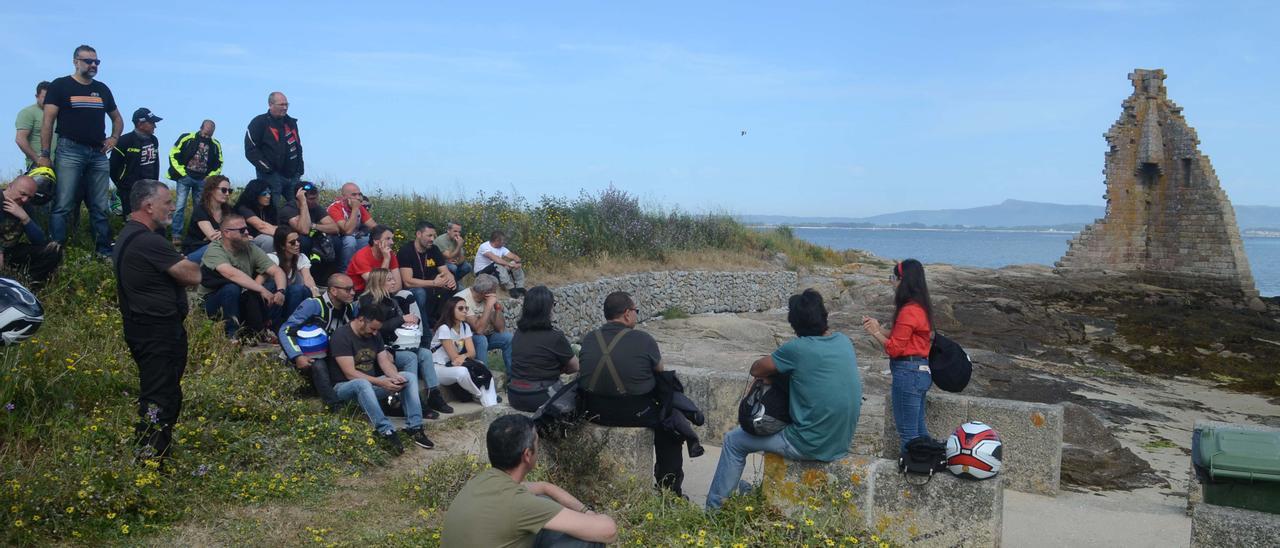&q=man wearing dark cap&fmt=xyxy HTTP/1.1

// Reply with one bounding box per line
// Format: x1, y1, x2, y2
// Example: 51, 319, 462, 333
109, 108, 162, 216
